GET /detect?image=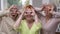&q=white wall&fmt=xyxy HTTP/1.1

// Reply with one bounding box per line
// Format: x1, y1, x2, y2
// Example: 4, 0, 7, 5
1, 0, 8, 10
0, 0, 1, 10
42, 0, 49, 4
